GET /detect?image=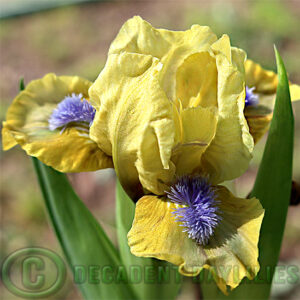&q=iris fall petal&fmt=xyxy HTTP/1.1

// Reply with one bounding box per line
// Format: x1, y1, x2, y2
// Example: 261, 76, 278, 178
128, 186, 264, 294
2, 73, 112, 172
244, 59, 300, 143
